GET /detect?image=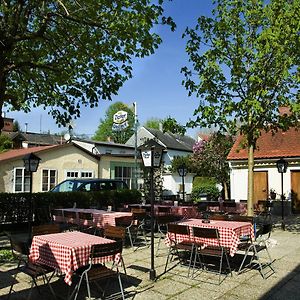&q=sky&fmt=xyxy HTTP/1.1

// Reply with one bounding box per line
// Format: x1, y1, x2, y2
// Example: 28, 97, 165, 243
6, 0, 214, 140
